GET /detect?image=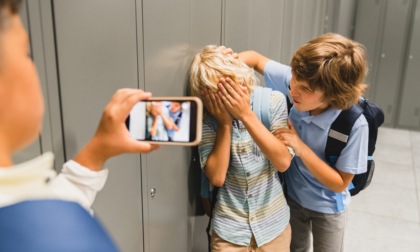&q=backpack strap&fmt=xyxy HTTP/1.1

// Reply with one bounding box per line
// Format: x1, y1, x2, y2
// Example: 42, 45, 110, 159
325, 105, 363, 163
253, 86, 272, 129
286, 85, 293, 113
325, 105, 363, 211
